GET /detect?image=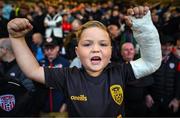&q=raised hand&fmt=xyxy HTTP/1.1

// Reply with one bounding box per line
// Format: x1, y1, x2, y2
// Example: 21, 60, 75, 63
124, 6, 149, 27
7, 18, 33, 38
